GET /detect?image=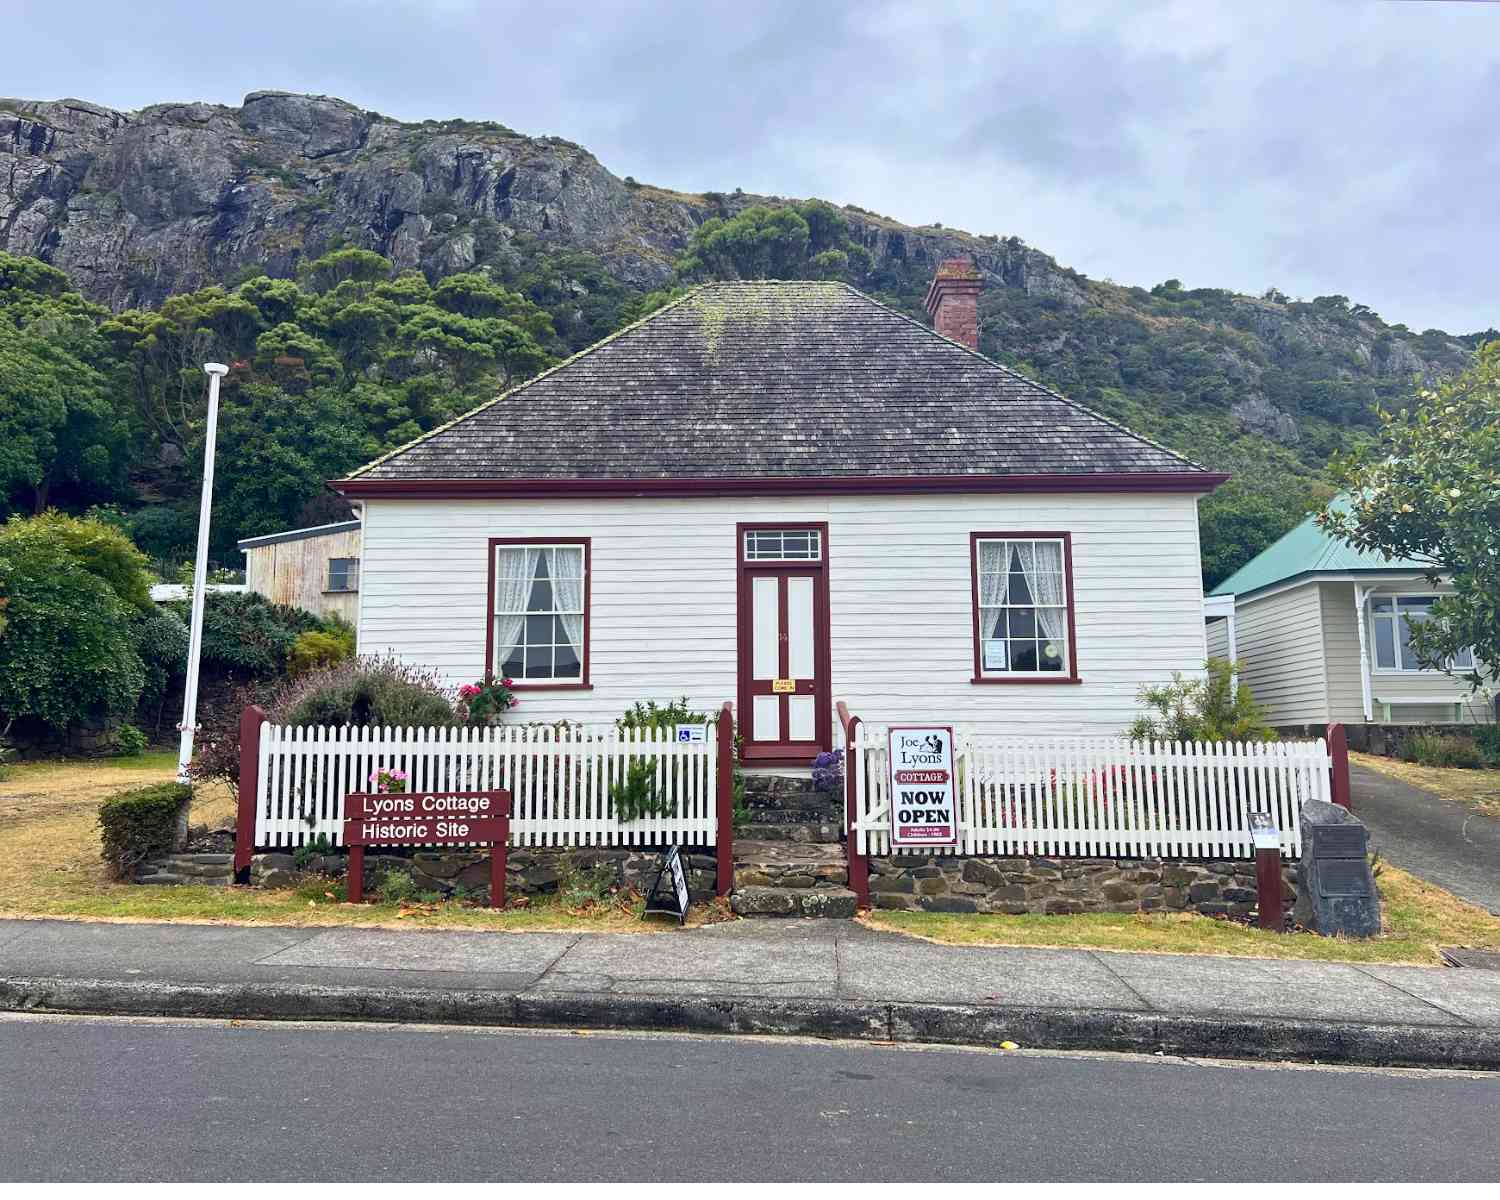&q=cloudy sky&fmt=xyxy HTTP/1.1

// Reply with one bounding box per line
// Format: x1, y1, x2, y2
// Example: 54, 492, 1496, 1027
12, 0, 1499, 332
